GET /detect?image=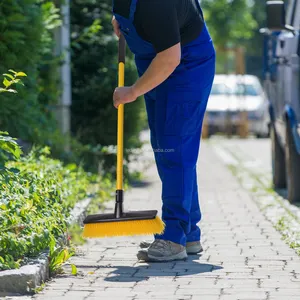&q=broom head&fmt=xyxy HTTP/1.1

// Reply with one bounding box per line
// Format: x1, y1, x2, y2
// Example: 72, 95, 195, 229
82, 210, 165, 238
